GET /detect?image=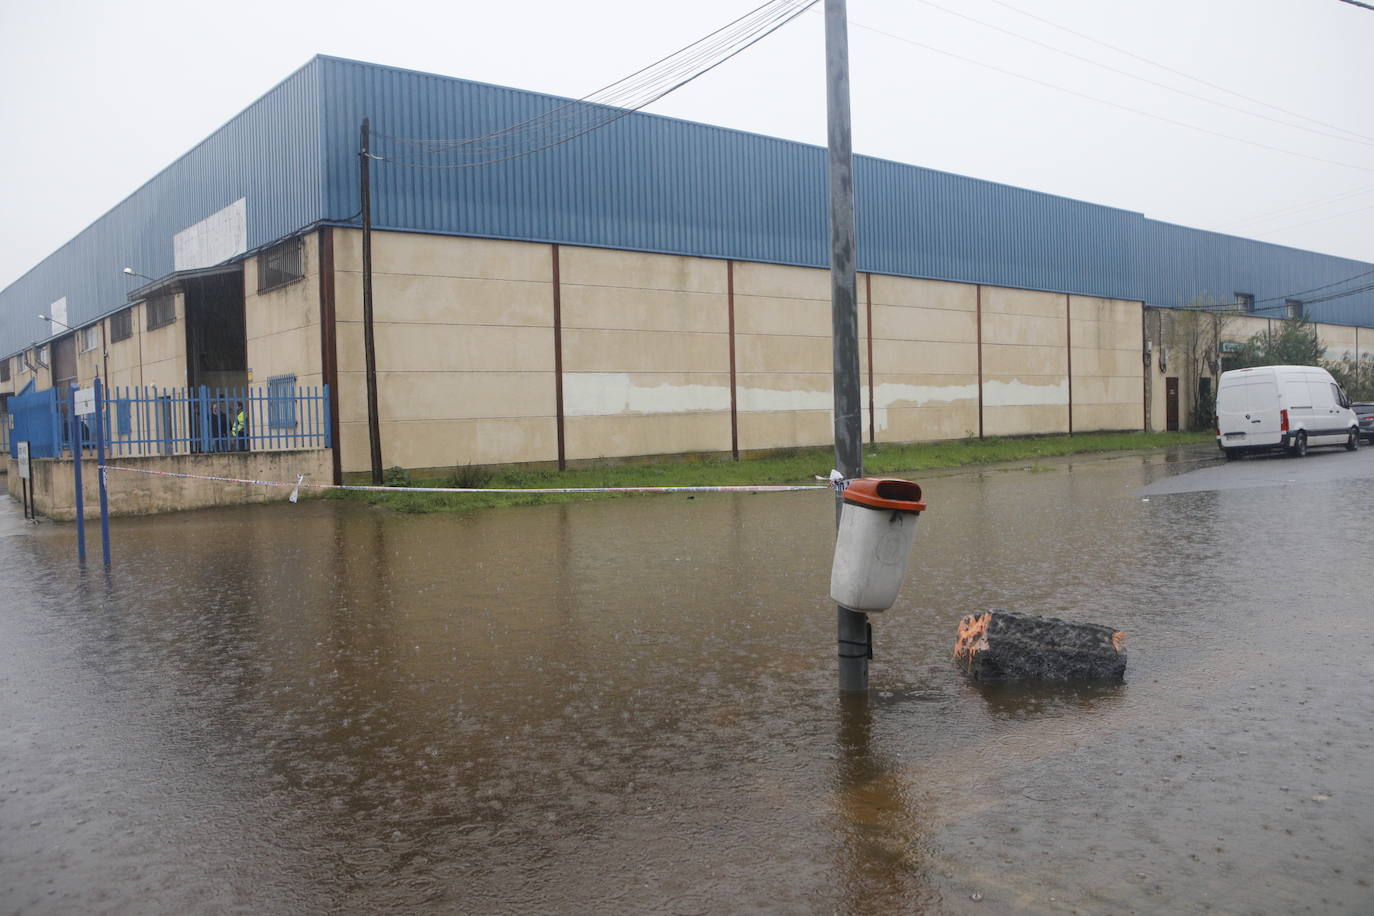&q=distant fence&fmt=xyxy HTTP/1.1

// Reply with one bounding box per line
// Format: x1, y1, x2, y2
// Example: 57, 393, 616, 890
8, 384, 331, 459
